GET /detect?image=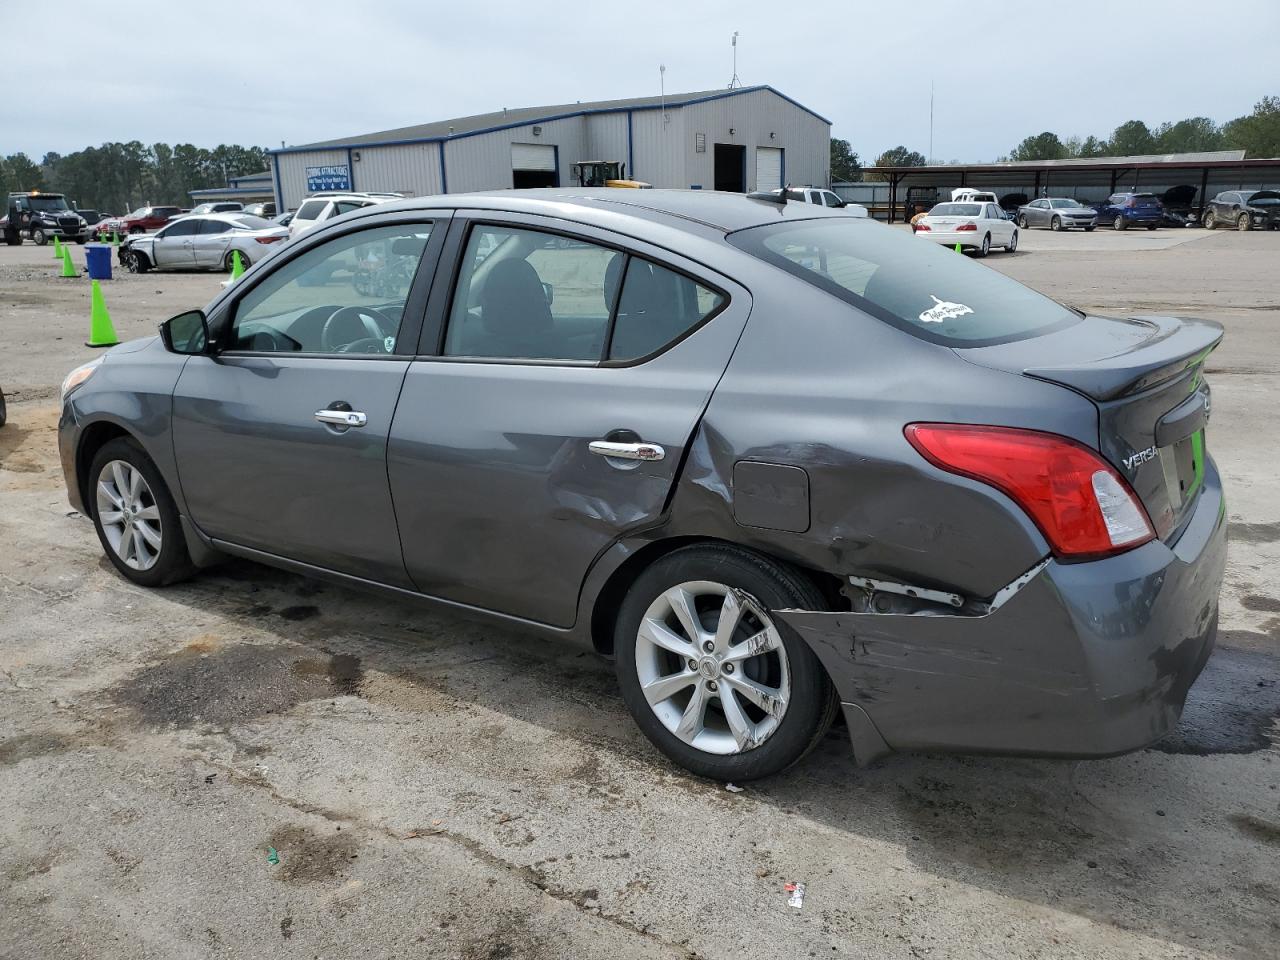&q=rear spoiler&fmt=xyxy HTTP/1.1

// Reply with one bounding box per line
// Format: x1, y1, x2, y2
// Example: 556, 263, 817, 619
1025, 316, 1223, 401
